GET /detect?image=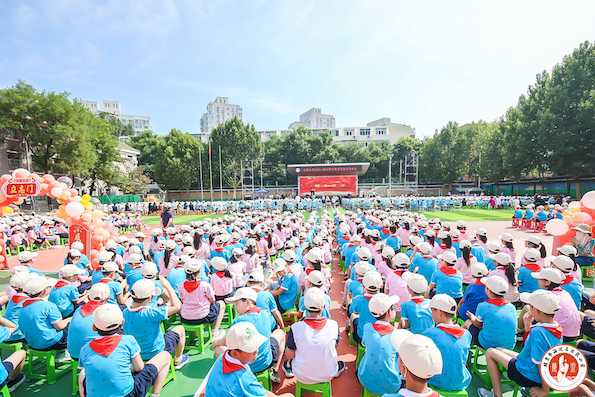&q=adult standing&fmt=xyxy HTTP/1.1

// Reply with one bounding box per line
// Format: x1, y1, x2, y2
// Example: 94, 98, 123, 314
161, 204, 174, 229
